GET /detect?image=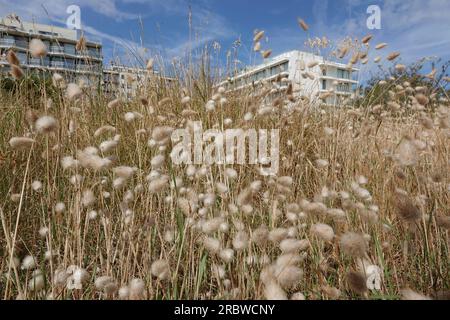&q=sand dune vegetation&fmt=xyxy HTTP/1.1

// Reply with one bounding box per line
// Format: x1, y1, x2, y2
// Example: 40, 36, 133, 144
0, 23, 449, 300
